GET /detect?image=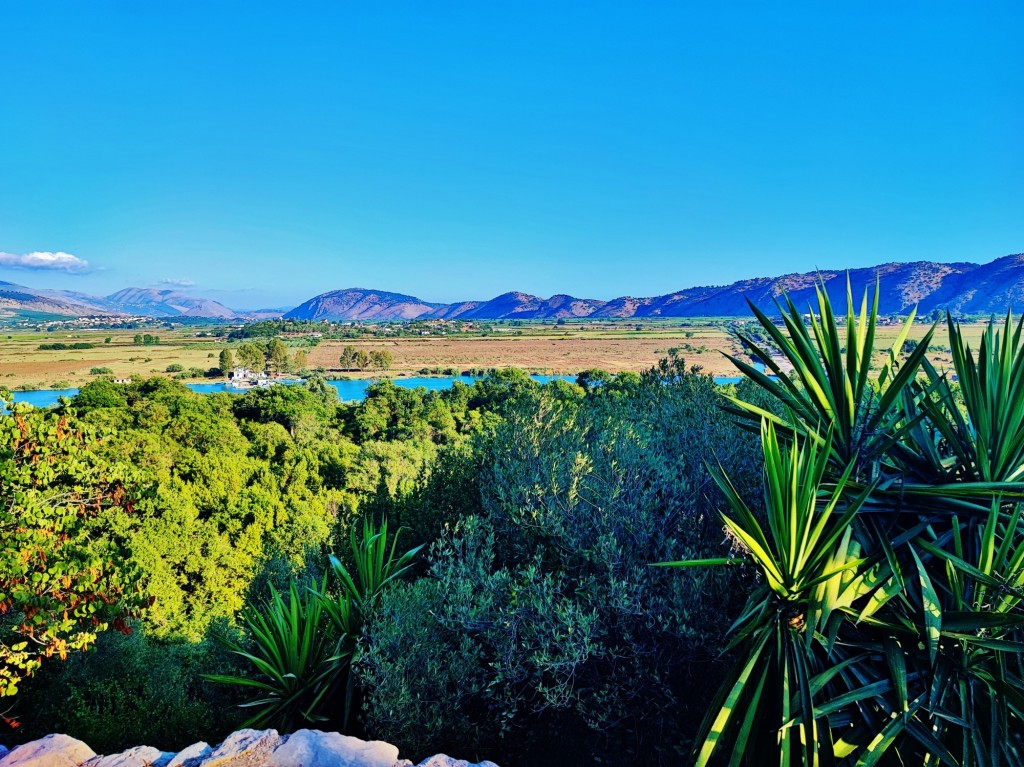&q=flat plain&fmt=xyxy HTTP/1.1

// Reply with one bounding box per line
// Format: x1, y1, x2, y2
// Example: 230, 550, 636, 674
0, 318, 986, 391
